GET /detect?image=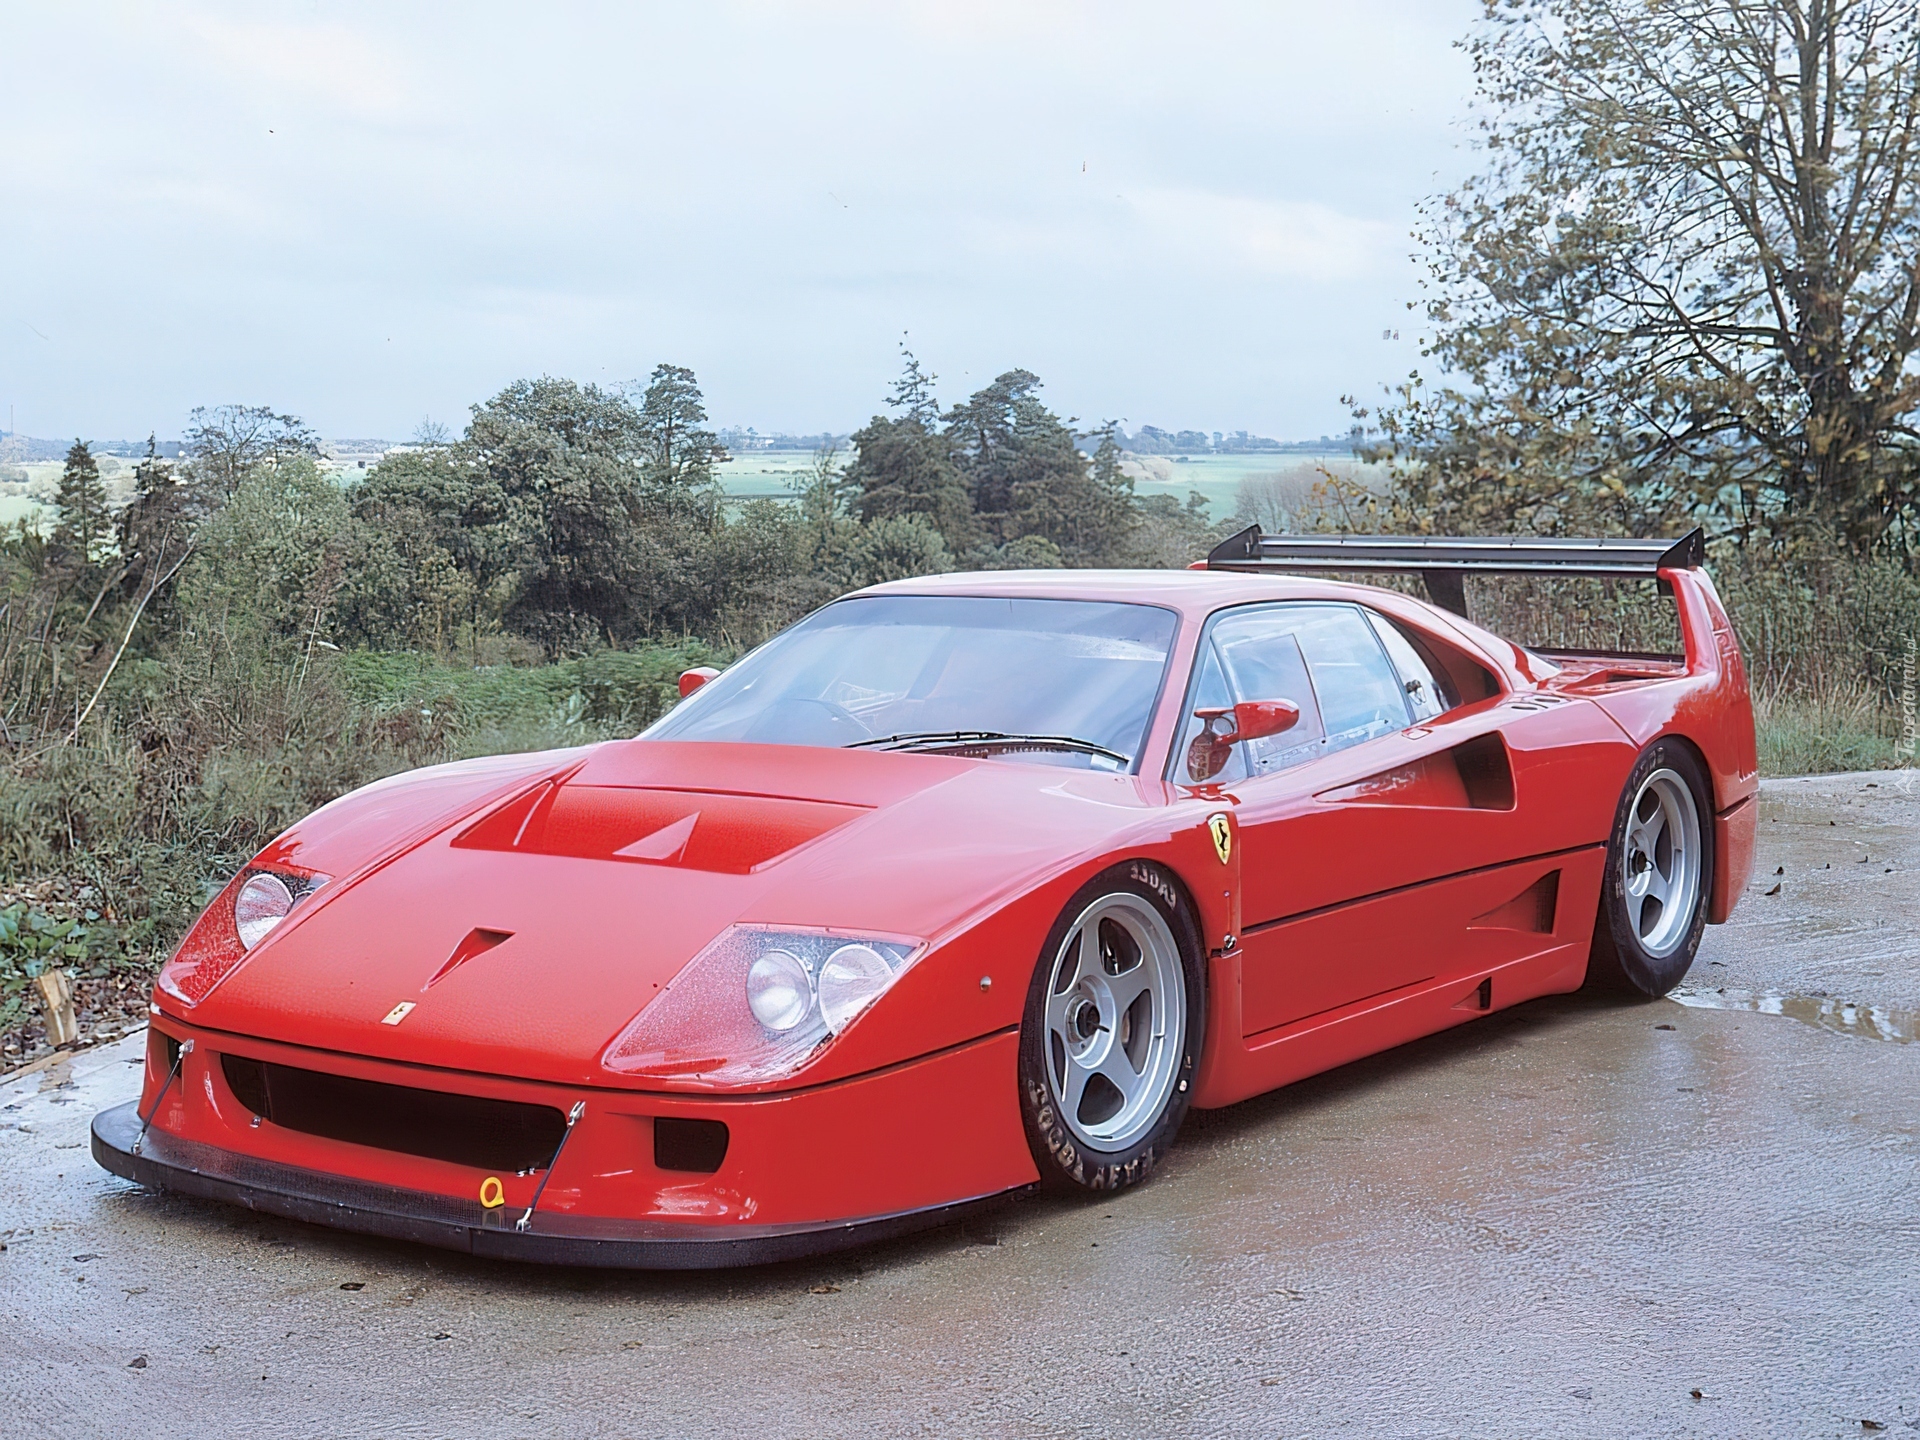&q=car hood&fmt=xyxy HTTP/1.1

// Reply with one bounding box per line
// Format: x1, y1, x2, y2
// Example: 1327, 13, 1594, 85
186, 739, 1177, 1086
